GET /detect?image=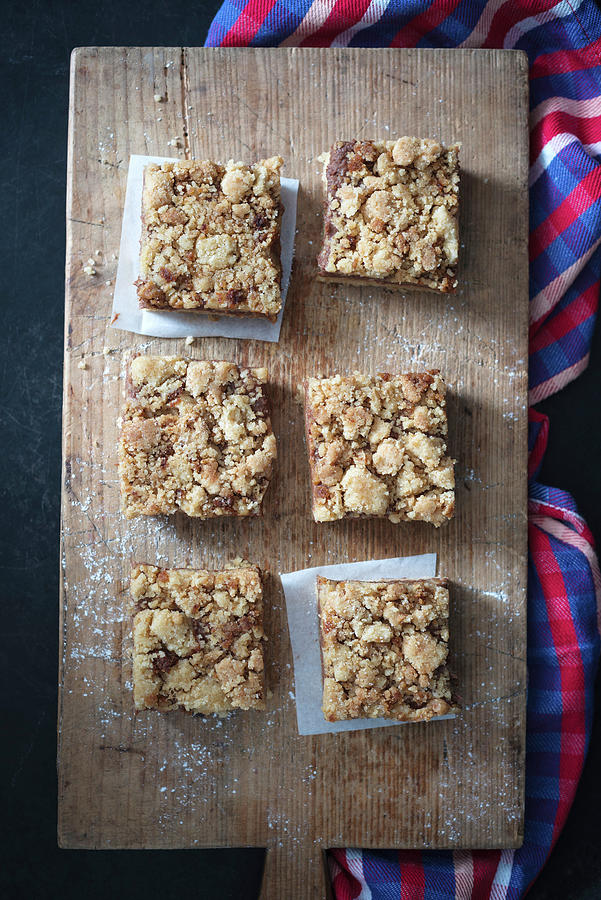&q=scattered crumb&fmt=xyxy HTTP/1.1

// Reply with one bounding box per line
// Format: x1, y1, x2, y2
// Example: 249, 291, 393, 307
102, 347, 112, 356
95, 248, 102, 256
83, 264, 96, 276
105, 280, 112, 286
111, 253, 117, 260
154, 93, 165, 102
78, 359, 88, 370
167, 137, 182, 148
185, 336, 195, 346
